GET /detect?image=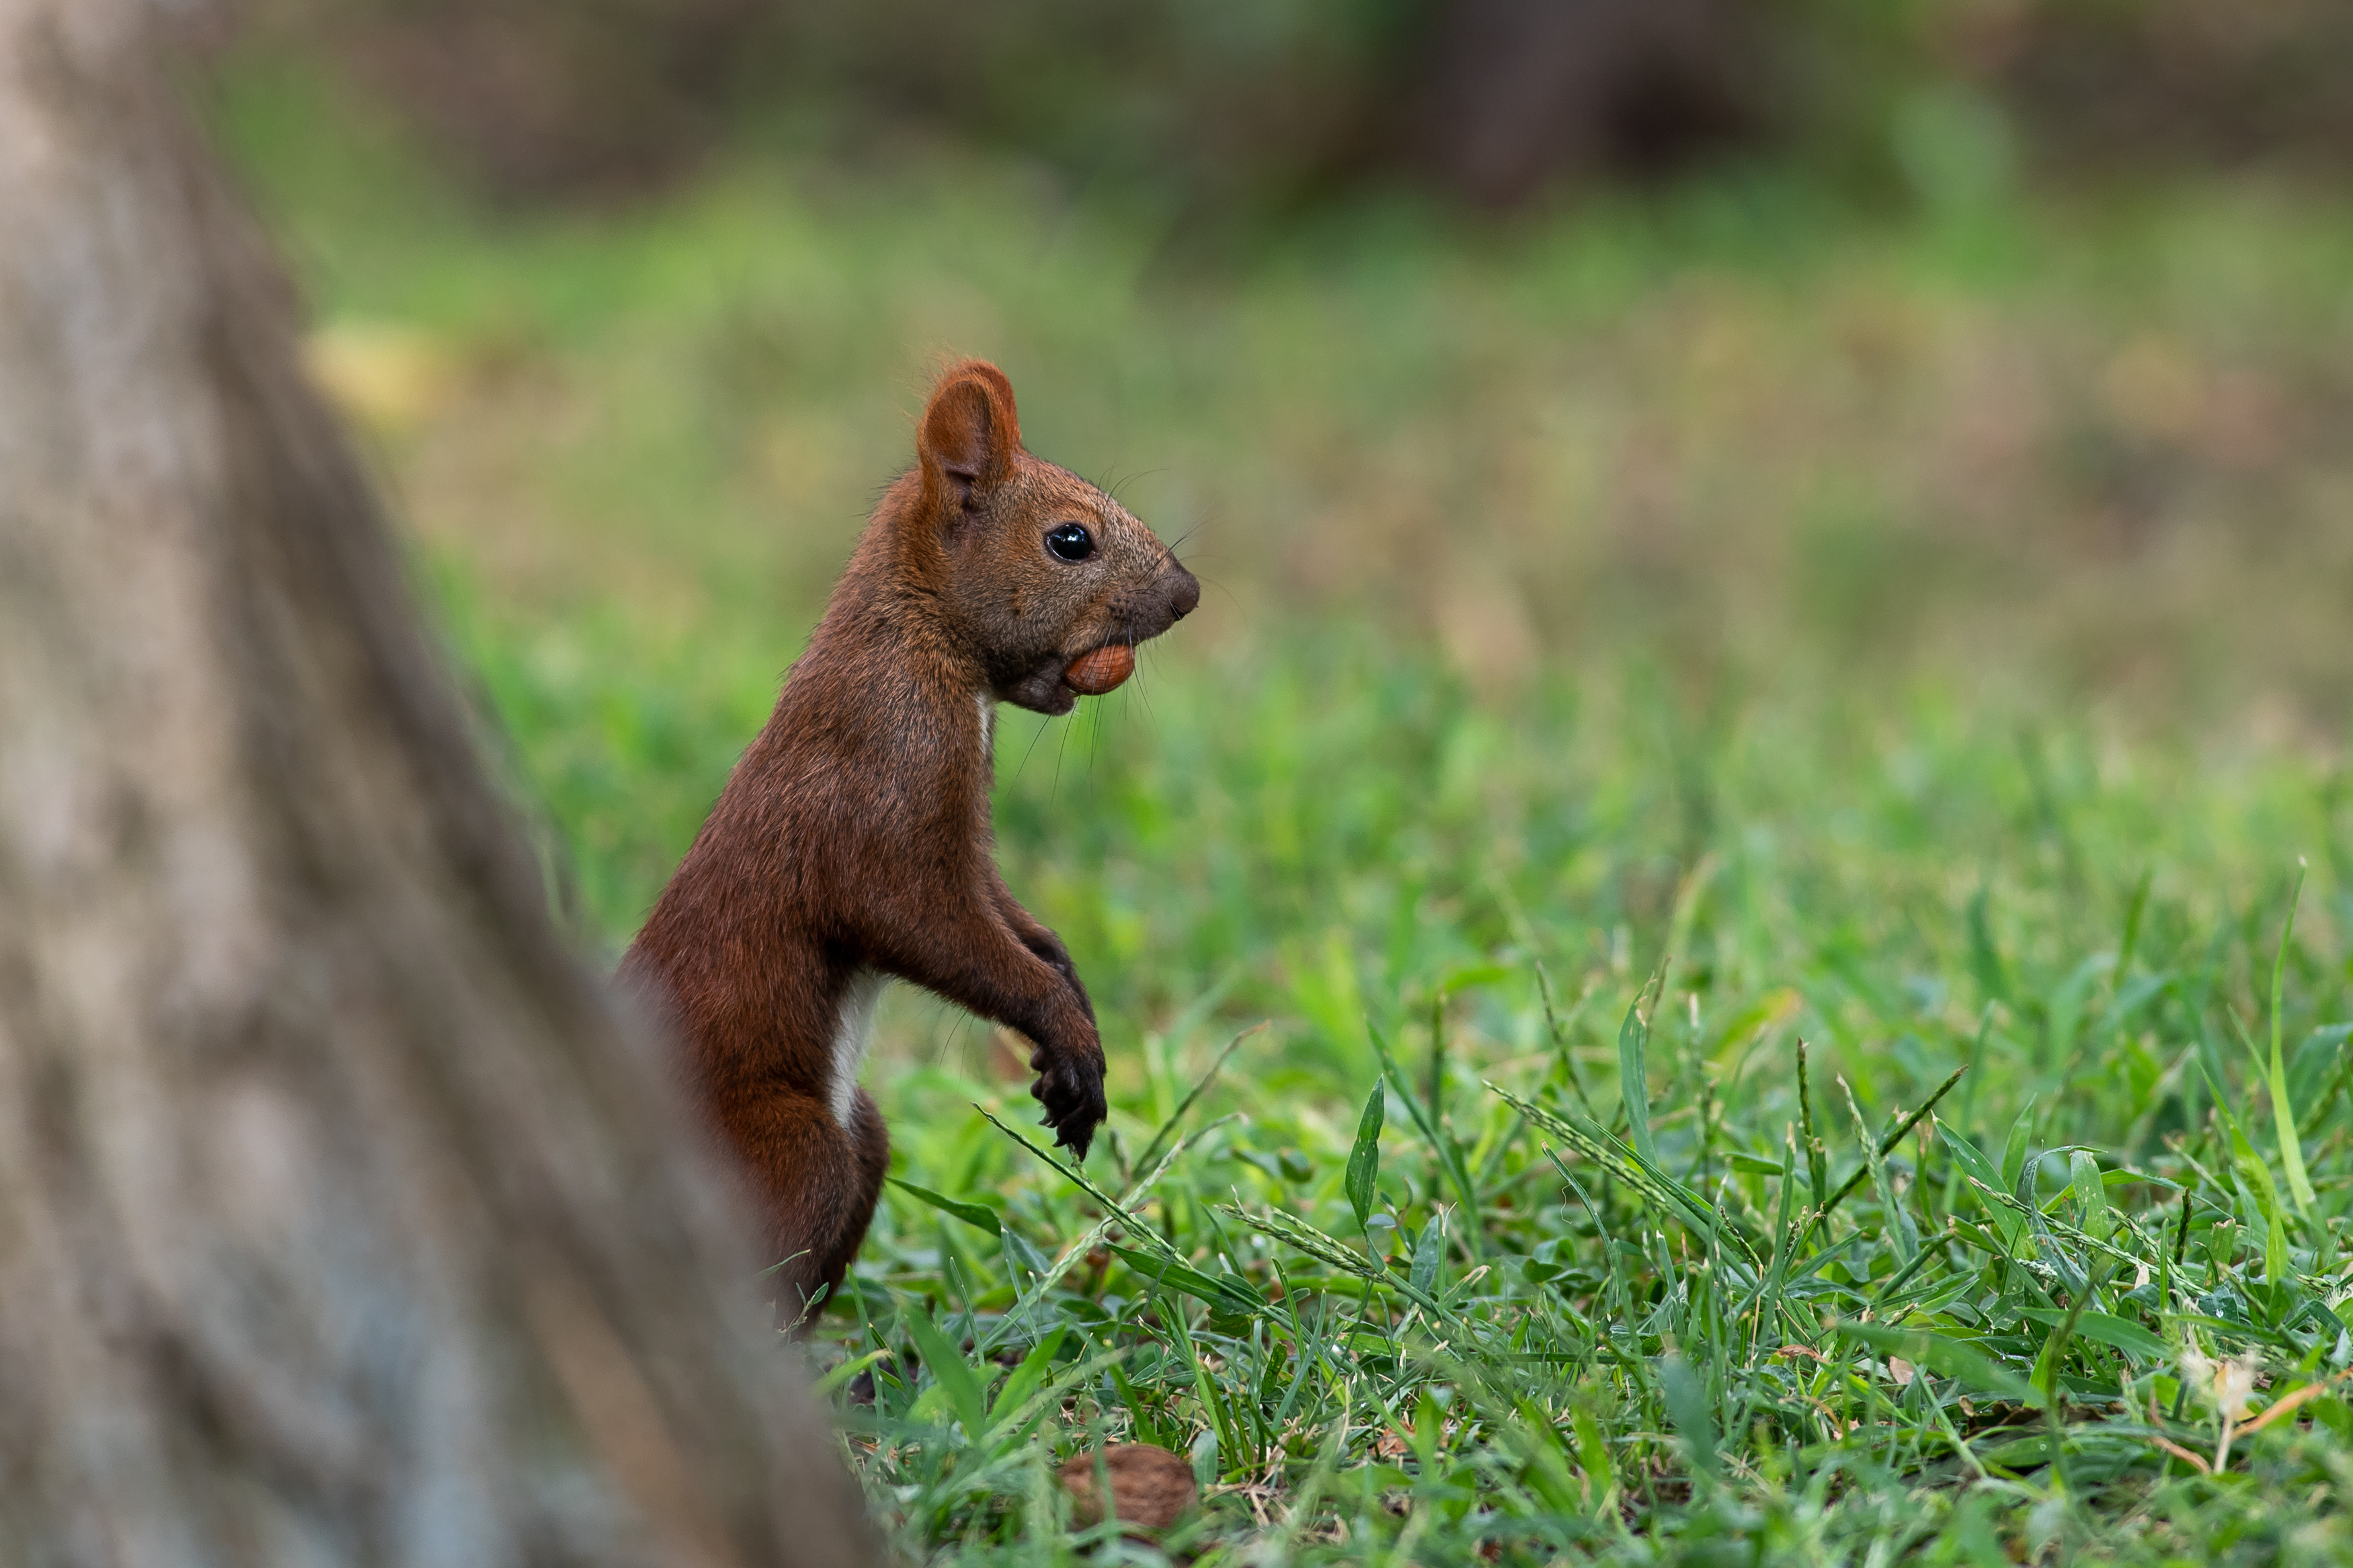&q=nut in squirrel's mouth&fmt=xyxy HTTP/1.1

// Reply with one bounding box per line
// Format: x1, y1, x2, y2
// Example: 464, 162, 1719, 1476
1062, 642, 1136, 696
